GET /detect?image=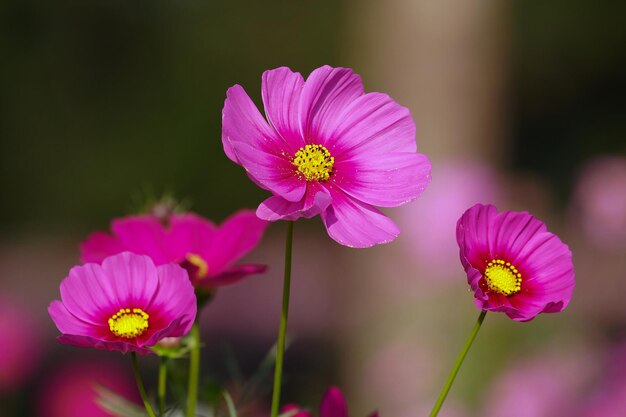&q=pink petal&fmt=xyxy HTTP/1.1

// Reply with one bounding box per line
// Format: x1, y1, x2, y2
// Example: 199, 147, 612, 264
197, 264, 267, 288
256, 182, 332, 221
322, 190, 400, 247
80, 232, 124, 263
320, 387, 349, 417
300, 66, 364, 143
228, 139, 306, 202
166, 213, 217, 261
262, 67, 306, 147
99, 253, 161, 310
148, 263, 196, 329
56, 334, 152, 354
111, 216, 171, 264
60, 263, 120, 324
144, 316, 192, 347
334, 152, 431, 207
222, 84, 293, 162
200, 210, 268, 274
322, 92, 417, 158
49, 301, 101, 337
